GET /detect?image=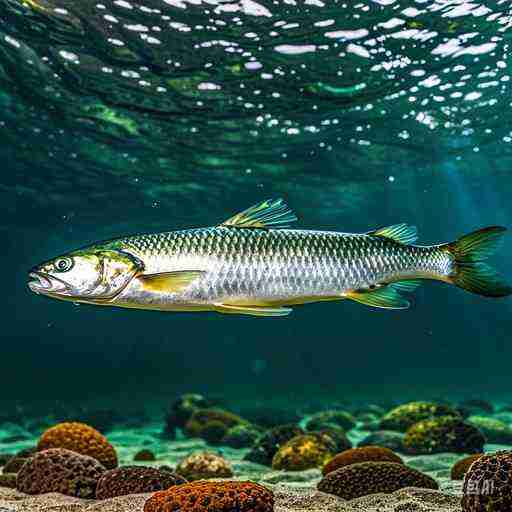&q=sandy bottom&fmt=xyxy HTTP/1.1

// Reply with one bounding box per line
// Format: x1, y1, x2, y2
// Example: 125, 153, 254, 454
1, 422, 507, 512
